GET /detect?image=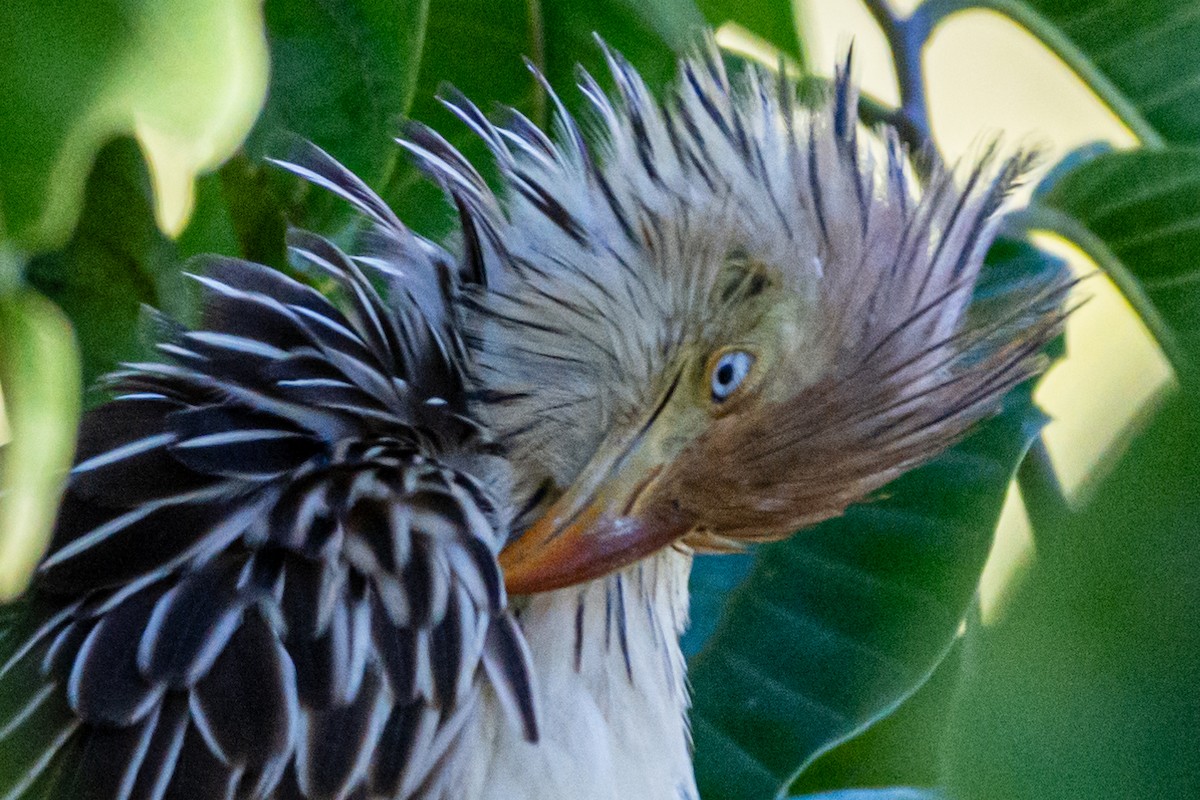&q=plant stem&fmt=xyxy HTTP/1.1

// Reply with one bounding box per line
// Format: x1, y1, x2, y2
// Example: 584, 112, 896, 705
862, 0, 936, 158
524, 0, 547, 128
